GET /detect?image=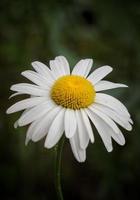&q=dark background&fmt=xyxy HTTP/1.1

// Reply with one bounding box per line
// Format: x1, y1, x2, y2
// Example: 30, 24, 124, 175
0, 0, 140, 199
